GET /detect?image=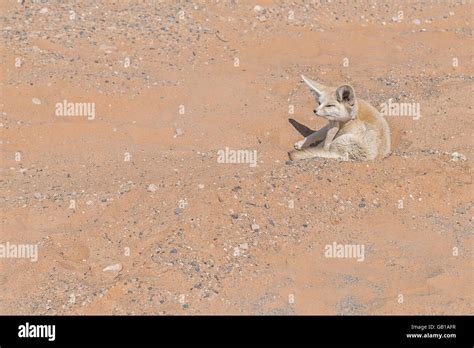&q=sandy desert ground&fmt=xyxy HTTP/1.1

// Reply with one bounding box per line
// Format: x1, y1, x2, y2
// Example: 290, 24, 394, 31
0, 0, 473, 315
